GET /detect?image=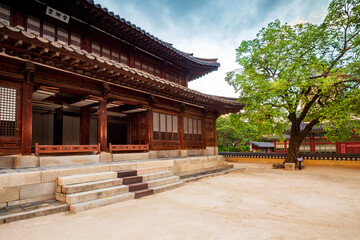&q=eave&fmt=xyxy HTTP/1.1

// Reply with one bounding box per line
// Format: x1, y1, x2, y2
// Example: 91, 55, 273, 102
0, 24, 243, 114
